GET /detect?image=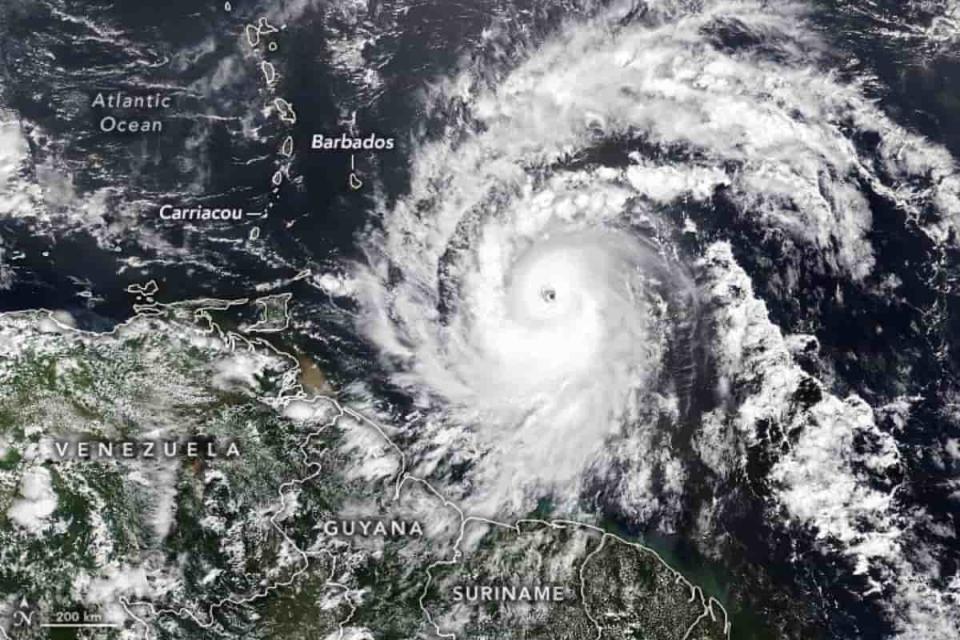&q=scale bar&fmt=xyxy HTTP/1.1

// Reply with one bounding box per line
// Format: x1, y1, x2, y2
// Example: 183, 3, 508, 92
40, 623, 119, 628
